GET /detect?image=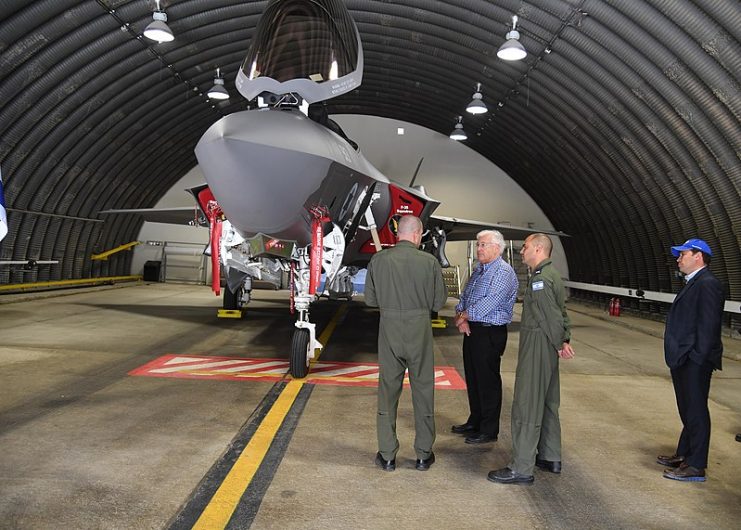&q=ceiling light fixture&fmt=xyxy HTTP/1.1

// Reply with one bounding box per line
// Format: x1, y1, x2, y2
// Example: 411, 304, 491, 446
143, 0, 174, 43
207, 67, 229, 100
497, 15, 526, 61
466, 82, 488, 115
449, 116, 467, 141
